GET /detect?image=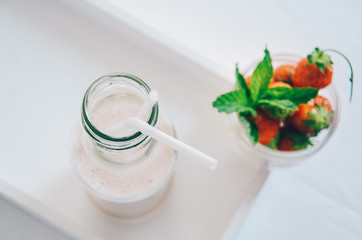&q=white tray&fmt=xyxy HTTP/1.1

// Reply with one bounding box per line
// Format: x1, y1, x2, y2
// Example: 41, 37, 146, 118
0, 0, 269, 239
